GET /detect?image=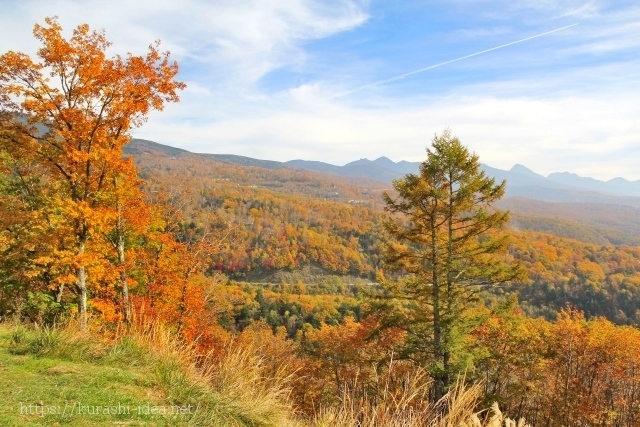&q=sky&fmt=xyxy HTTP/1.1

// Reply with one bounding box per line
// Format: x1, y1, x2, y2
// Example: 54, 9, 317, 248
1, 0, 639, 180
